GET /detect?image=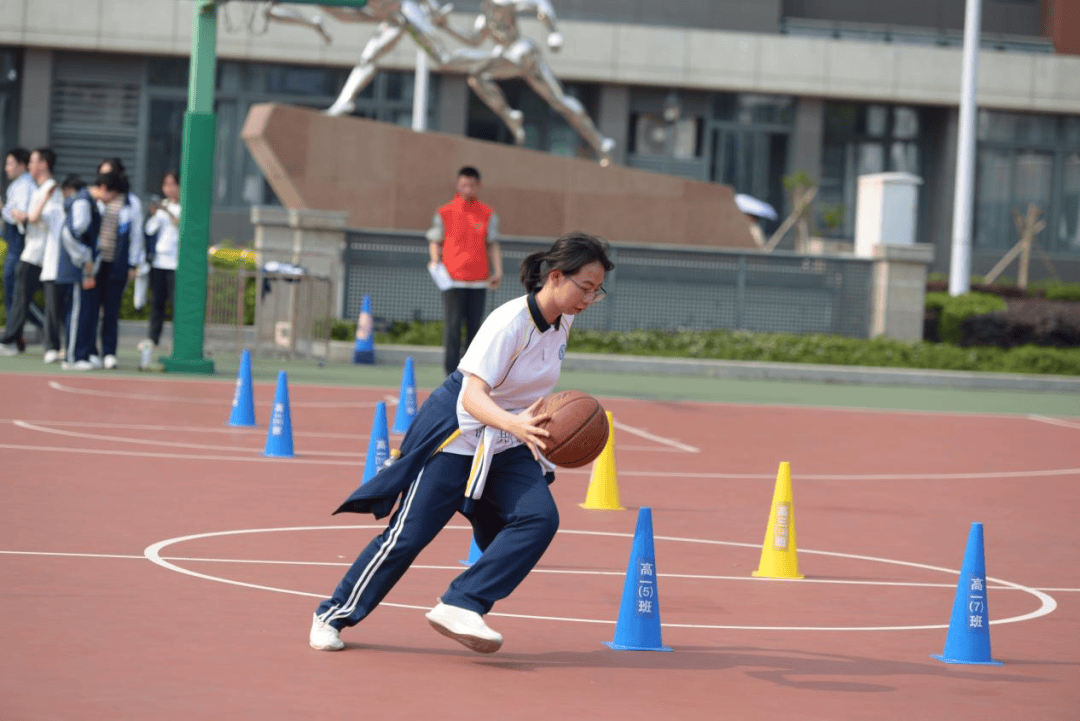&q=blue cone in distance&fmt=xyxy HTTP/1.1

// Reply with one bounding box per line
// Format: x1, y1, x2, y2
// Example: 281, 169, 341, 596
932, 522, 1002, 666
459, 537, 482, 567
362, 401, 390, 483
263, 370, 294, 458
353, 294, 375, 365
228, 349, 256, 427
392, 356, 417, 434
605, 507, 672, 652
